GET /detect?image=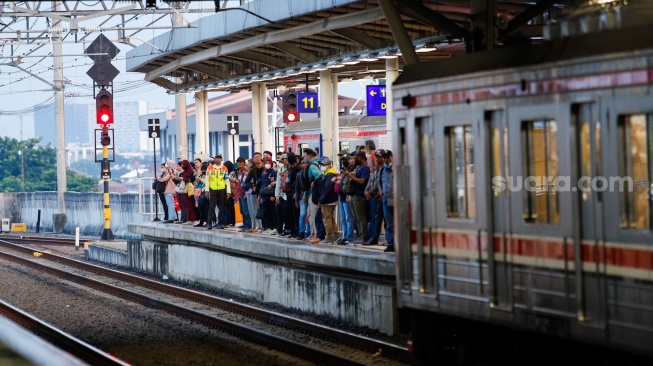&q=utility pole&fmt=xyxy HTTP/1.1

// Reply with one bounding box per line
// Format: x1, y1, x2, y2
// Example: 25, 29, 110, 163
53, 1, 67, 233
